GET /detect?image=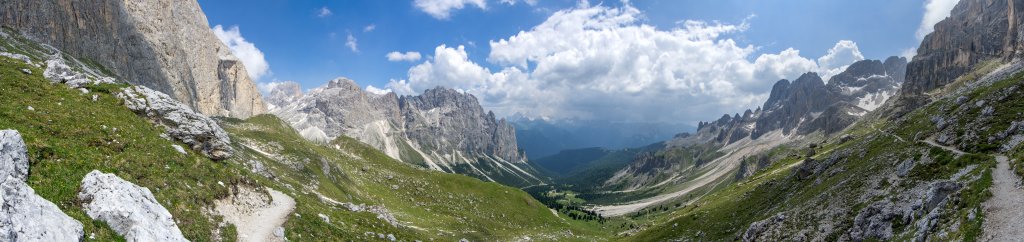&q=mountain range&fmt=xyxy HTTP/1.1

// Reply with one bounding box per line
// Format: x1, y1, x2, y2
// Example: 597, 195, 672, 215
267, 78, 545, 187
2, 0, 1024, 241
